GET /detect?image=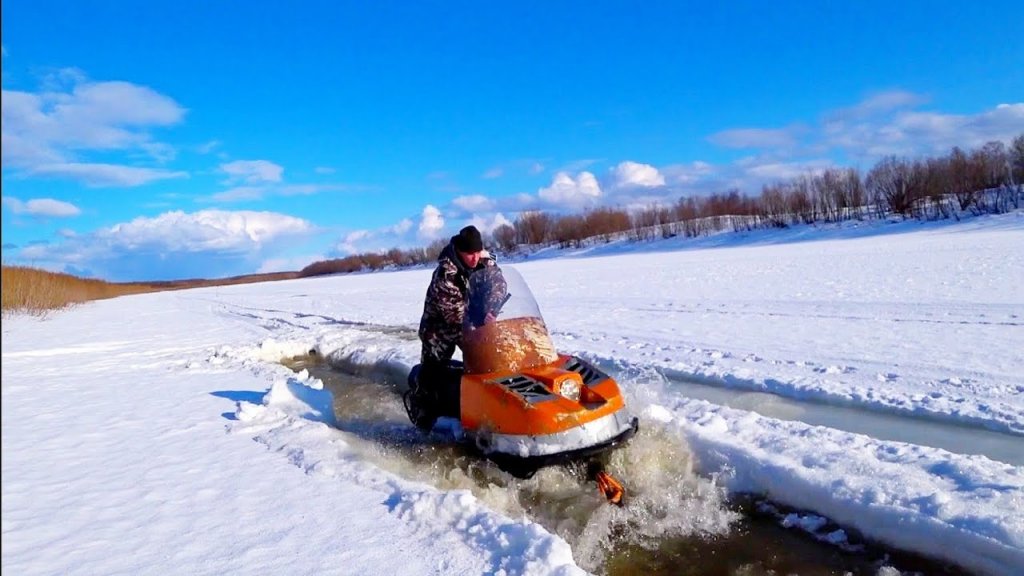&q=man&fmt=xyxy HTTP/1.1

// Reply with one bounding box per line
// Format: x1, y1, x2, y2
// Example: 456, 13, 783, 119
409, 225, 497, 430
